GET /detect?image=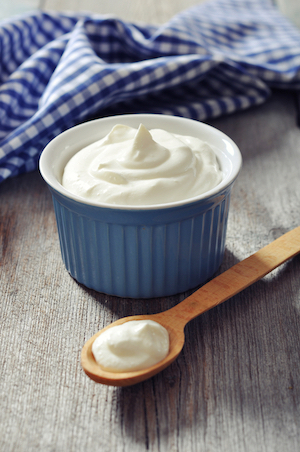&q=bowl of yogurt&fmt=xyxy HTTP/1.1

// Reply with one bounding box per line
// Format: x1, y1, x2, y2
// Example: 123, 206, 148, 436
39, 114, 242, 298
